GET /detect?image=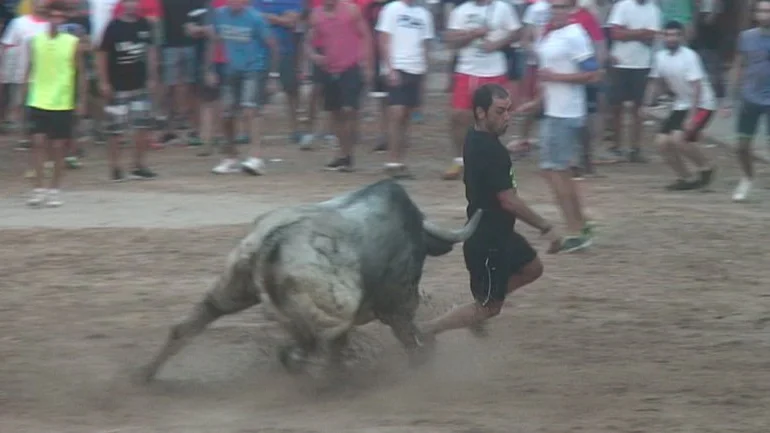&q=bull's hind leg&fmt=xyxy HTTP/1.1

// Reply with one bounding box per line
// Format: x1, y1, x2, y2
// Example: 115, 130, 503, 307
139, 288, 260, 382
